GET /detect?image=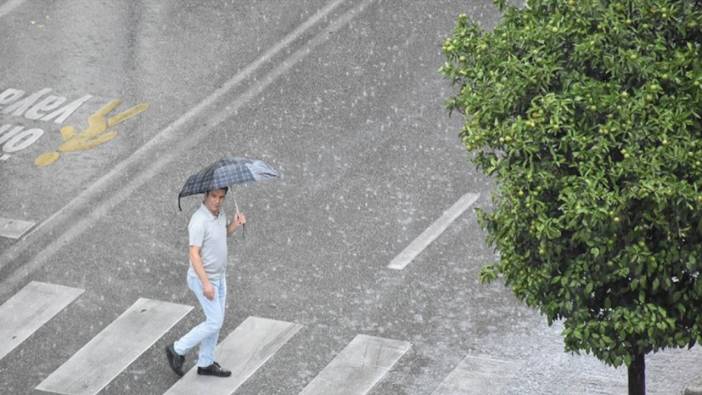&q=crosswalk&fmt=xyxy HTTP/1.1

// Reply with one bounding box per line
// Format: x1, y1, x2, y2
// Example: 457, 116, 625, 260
0, 191, 495, 393
0, 281, 503, 394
